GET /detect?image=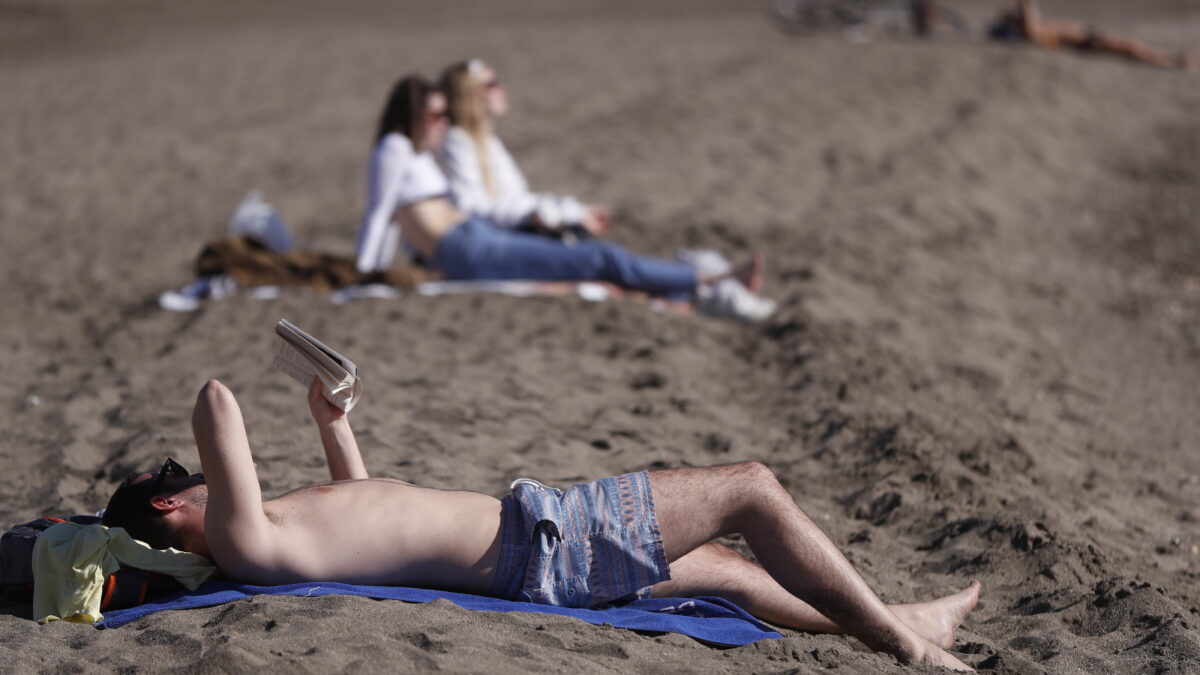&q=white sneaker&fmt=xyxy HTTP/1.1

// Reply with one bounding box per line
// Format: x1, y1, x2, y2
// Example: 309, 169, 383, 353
157, 275, 238, 311
677, 248, 732, 278
696, 278, 777, 322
